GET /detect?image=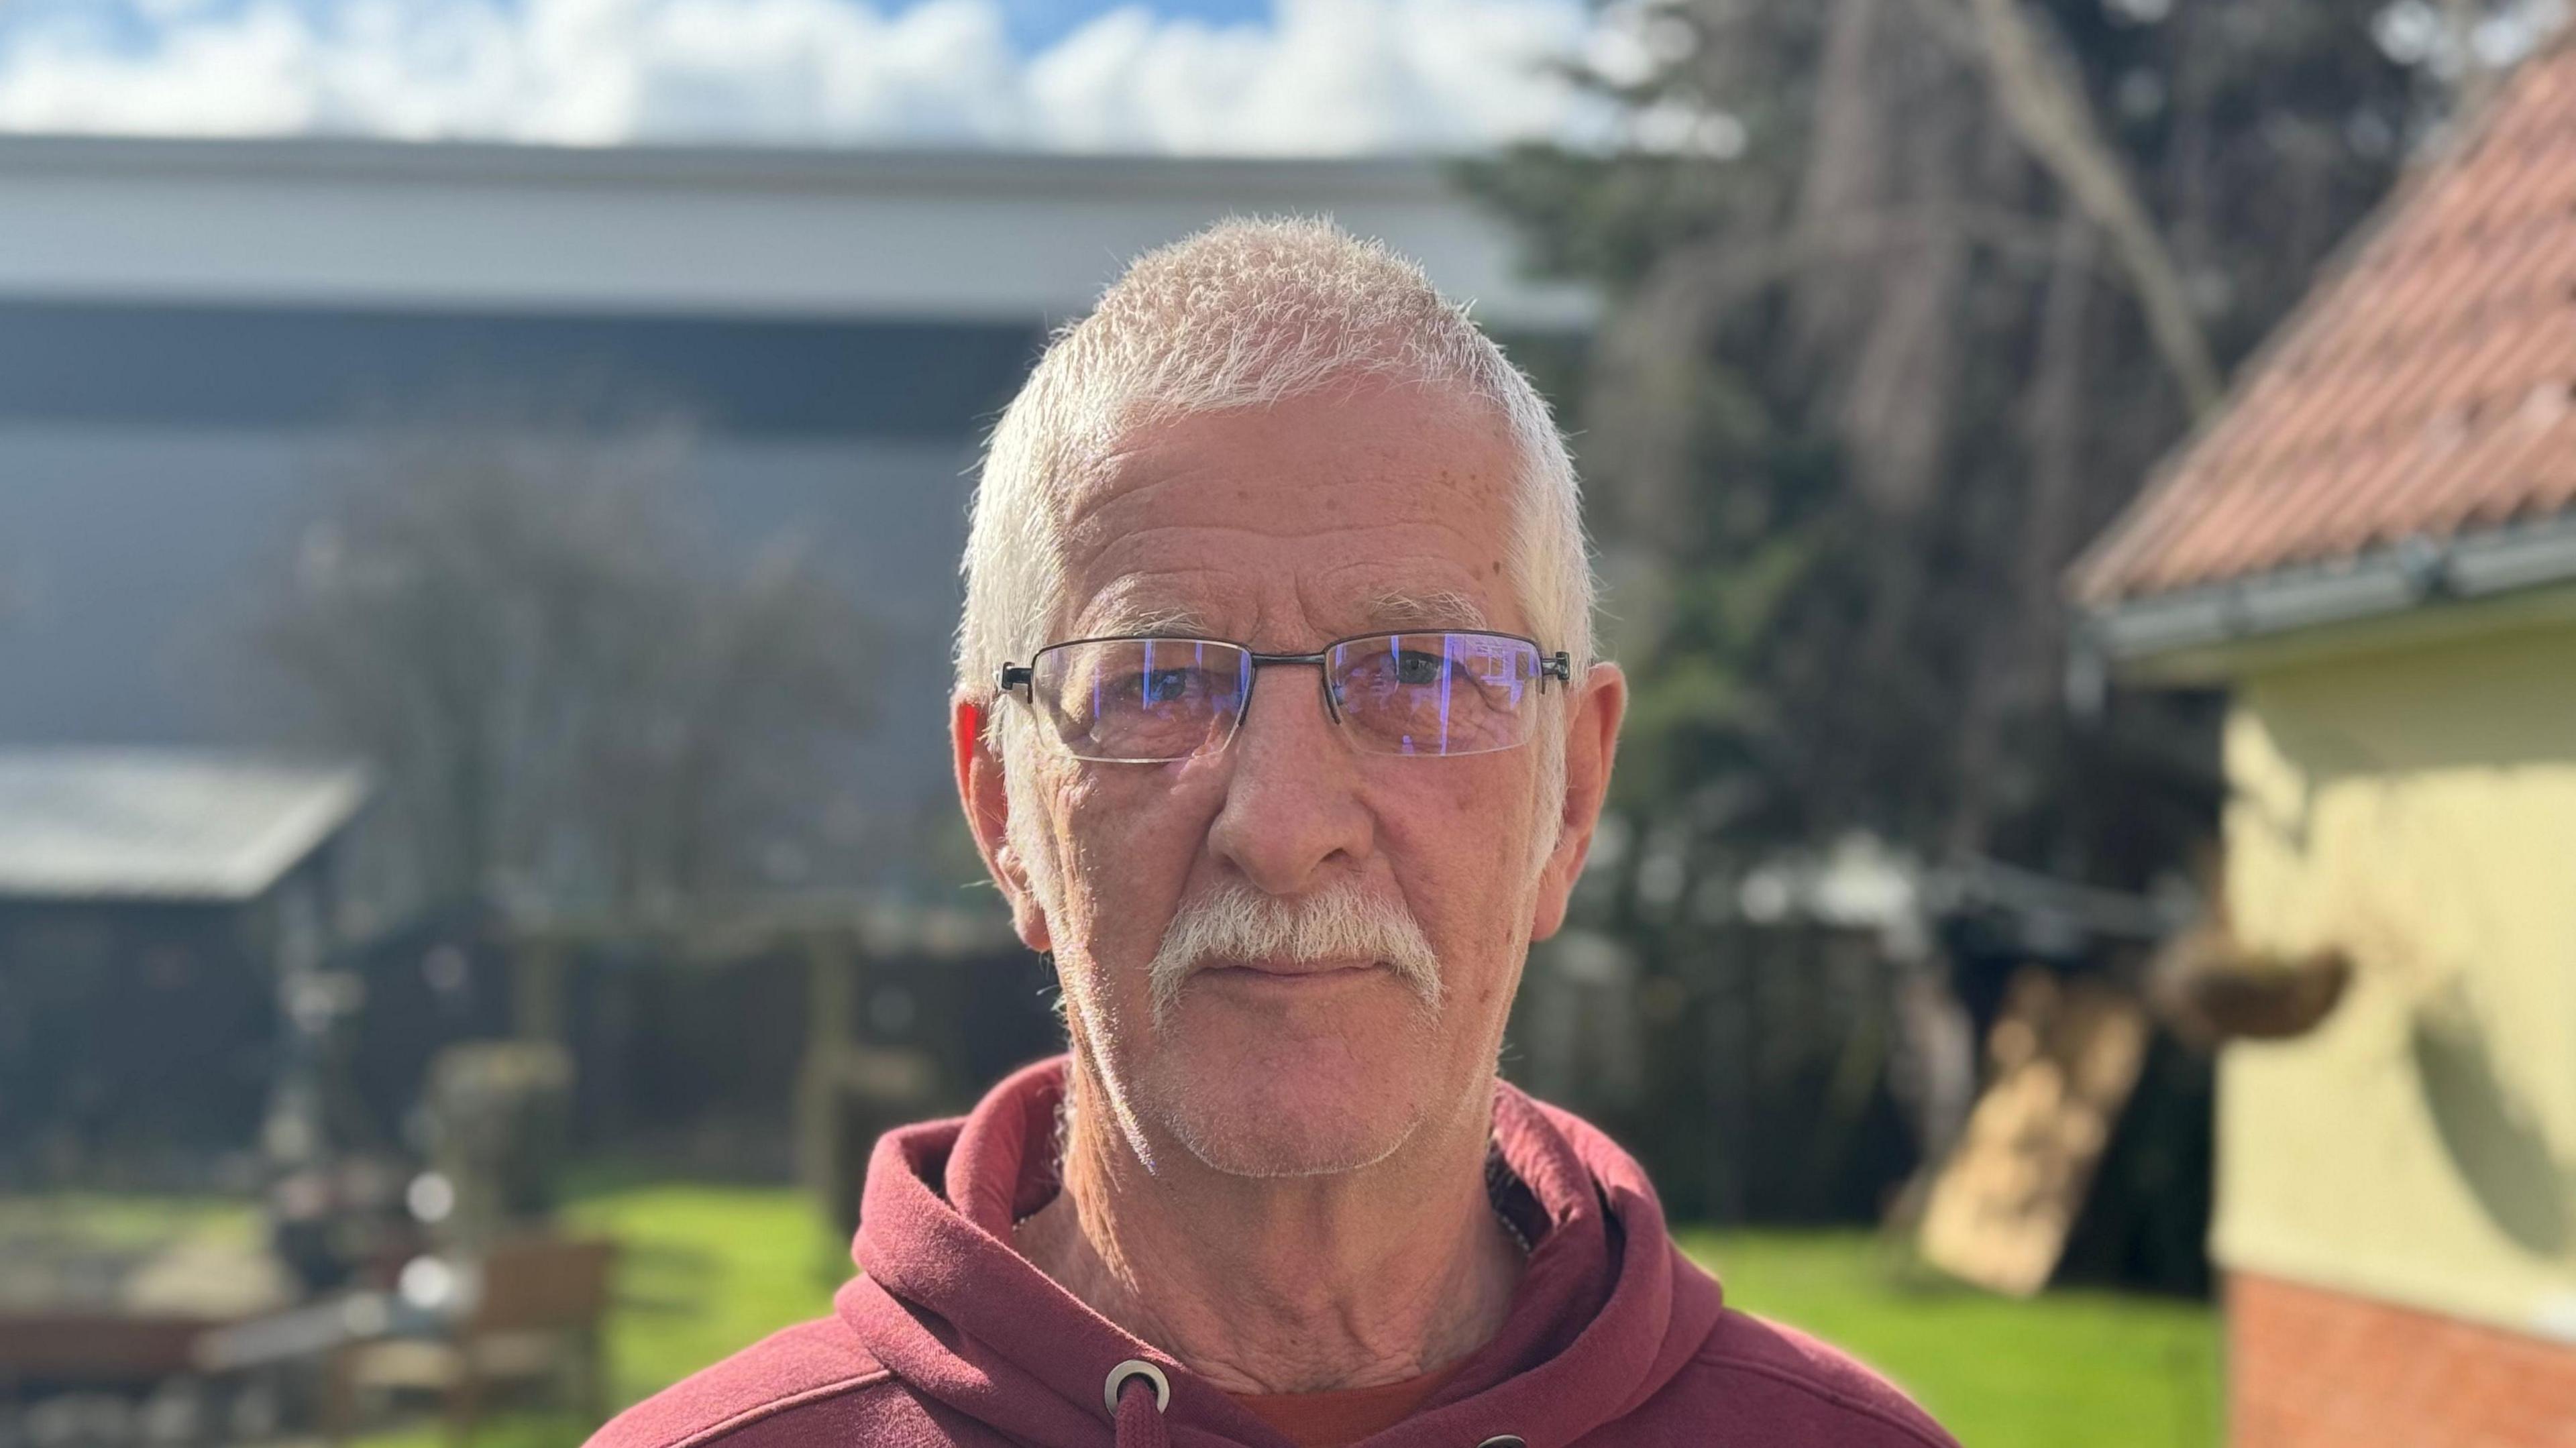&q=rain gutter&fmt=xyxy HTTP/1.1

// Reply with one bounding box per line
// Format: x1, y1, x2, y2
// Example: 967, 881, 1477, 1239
2075, 510, 2576, 685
